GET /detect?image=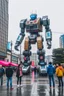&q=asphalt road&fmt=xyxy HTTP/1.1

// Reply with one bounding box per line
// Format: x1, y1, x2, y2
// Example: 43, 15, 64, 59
0, 72, 64, 96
